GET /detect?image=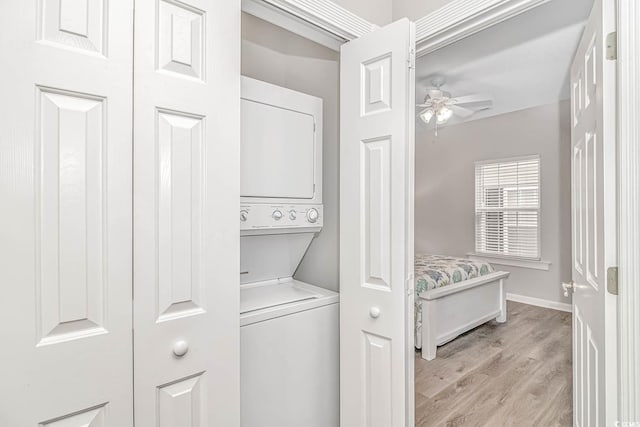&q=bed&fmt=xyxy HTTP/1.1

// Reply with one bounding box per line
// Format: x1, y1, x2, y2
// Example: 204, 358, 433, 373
414, 254, 510, 361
